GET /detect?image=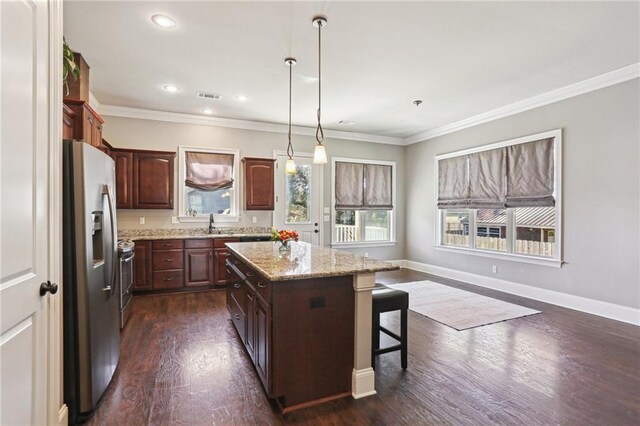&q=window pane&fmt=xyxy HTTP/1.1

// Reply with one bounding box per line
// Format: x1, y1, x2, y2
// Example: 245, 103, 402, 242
475, 209, 507, 252
334, 210, 390, 243
185, 187, 231, 215
515, 207, 556, 257
286, 164, 311, 223
443, 210, 470, 247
